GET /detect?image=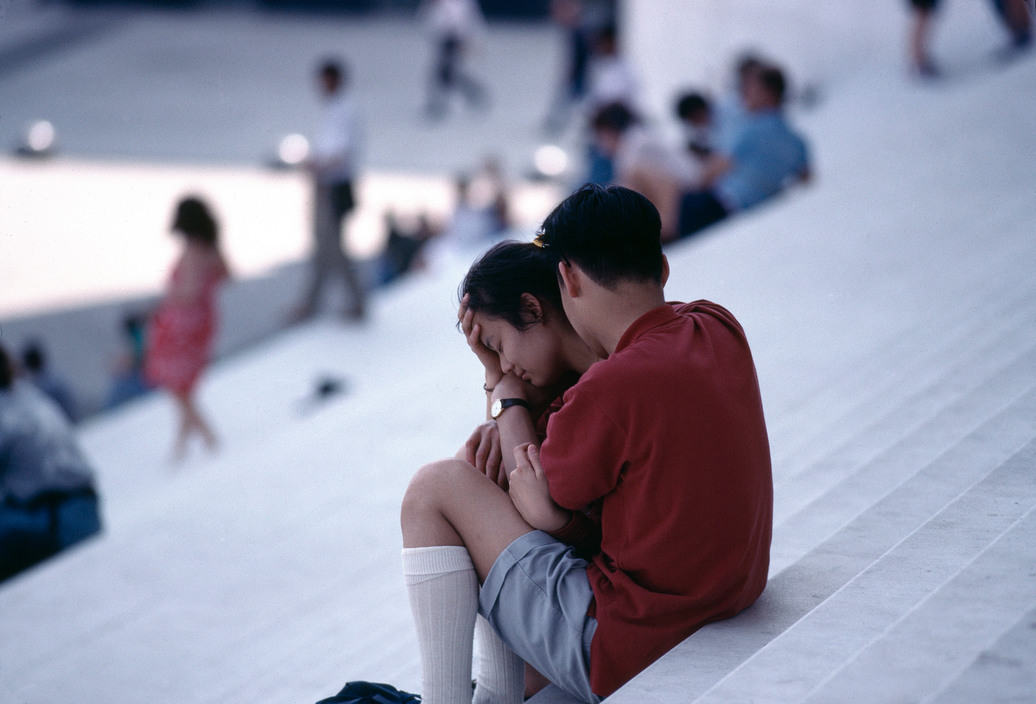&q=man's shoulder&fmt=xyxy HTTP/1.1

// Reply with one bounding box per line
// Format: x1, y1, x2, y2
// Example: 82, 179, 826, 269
610, 301, 750, 373
655, 300, 745, 337
586, 302, 741, 375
